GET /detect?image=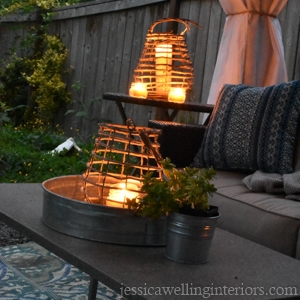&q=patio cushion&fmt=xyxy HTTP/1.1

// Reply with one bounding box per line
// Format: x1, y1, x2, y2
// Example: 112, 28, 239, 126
209, 170, 300, 257
194, 81, 300, 174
